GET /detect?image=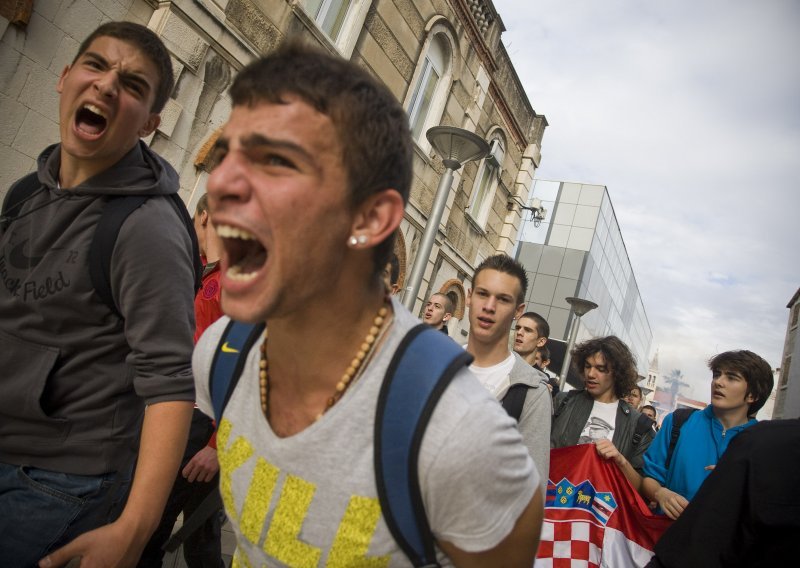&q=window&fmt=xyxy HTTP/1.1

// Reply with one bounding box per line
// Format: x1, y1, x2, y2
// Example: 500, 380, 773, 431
468, 134, 505, 227
305, 0, 350, 42
302, 0, 370, 57
404, 23, 455, 149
